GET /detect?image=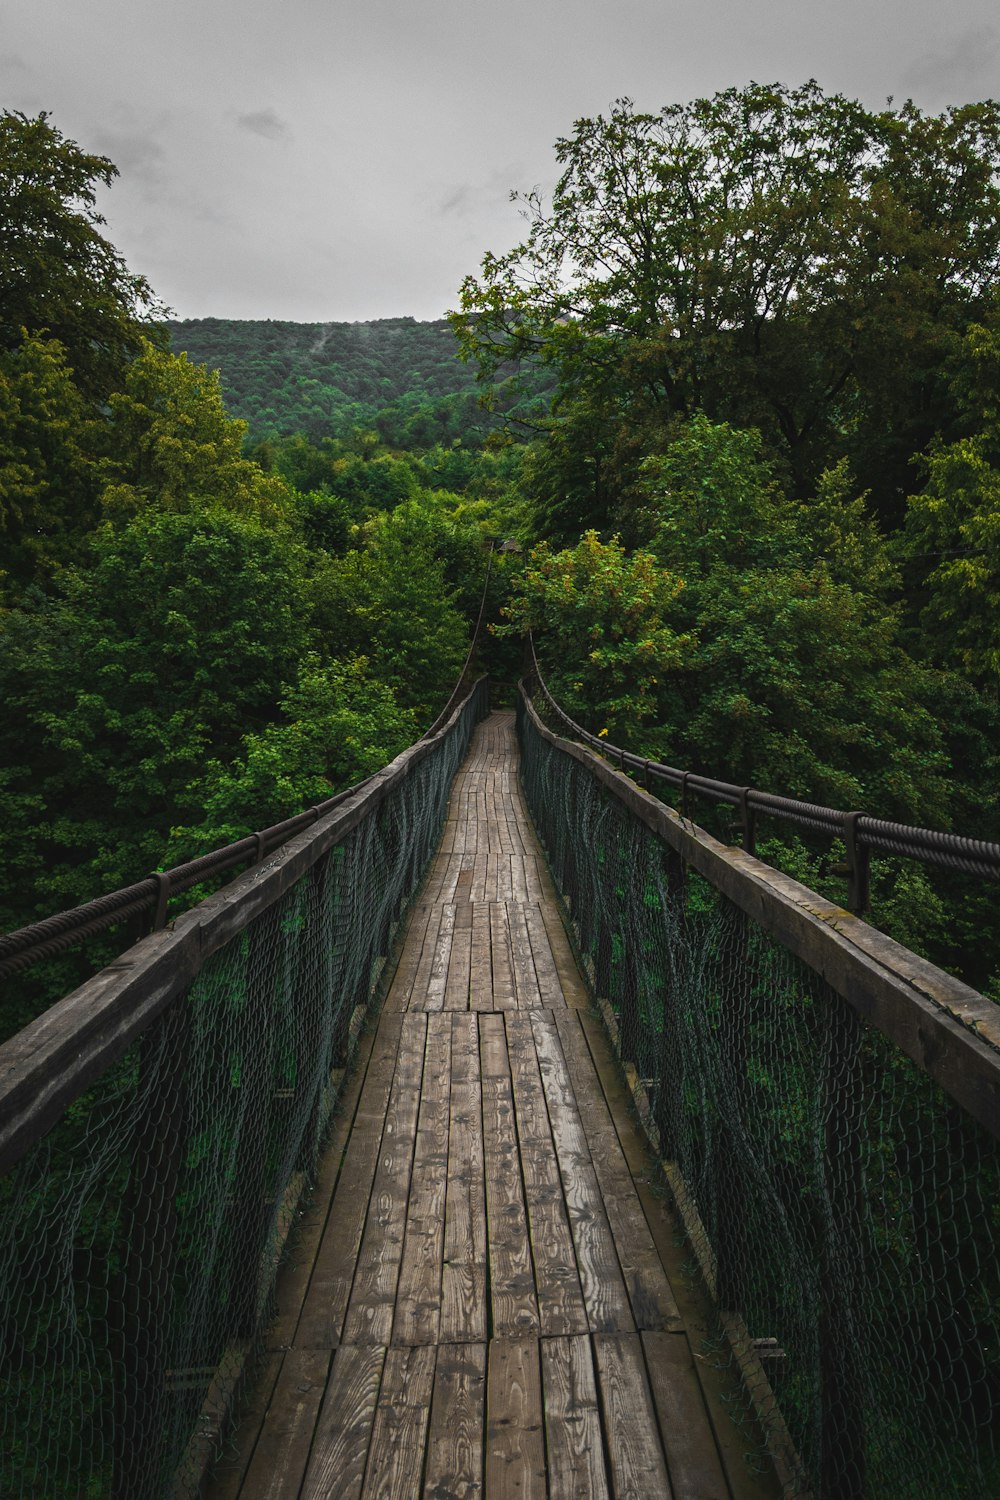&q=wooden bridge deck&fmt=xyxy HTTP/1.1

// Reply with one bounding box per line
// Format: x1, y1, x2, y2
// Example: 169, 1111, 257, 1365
210, 711, 774, 1500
